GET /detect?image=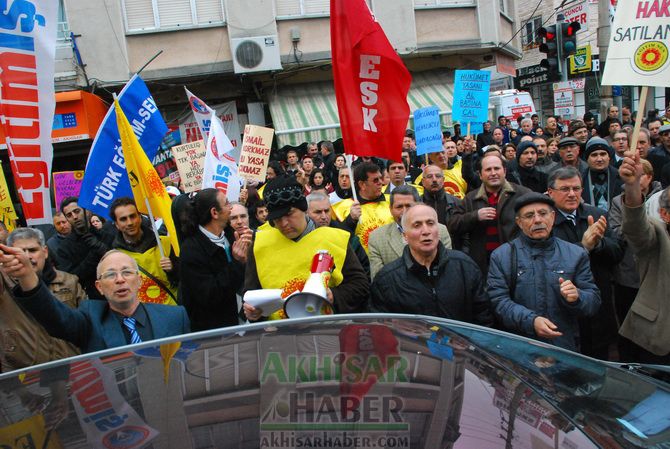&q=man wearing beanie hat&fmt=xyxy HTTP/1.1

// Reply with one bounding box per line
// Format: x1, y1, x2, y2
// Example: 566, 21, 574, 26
243, 175, 369, 322
507, 141, 548, 193
488, 192, 601, 352
581, 137, 623, 211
